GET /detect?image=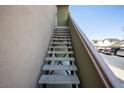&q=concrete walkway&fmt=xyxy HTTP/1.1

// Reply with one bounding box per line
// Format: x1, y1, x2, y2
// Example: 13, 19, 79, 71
100, 53, 124, 83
